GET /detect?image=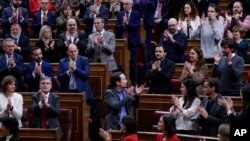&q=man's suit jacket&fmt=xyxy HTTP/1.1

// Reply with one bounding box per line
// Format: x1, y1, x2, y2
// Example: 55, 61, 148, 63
116, 10, 140, 47
32, 10, 56, 37
1, 6, 29, 36
31, 92, 60, 128
143, 0, 157, 28
57, 31, 87, 57
104, 87, 140, 130
0, 53, 24, 90
145, 58, 175, 94
86, 30, 117, 72
24, 61, 54, 92
83, 5, 109, 36
3, 33, 30, 61
199, 94, 228, 136
57, 55, 94, 100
